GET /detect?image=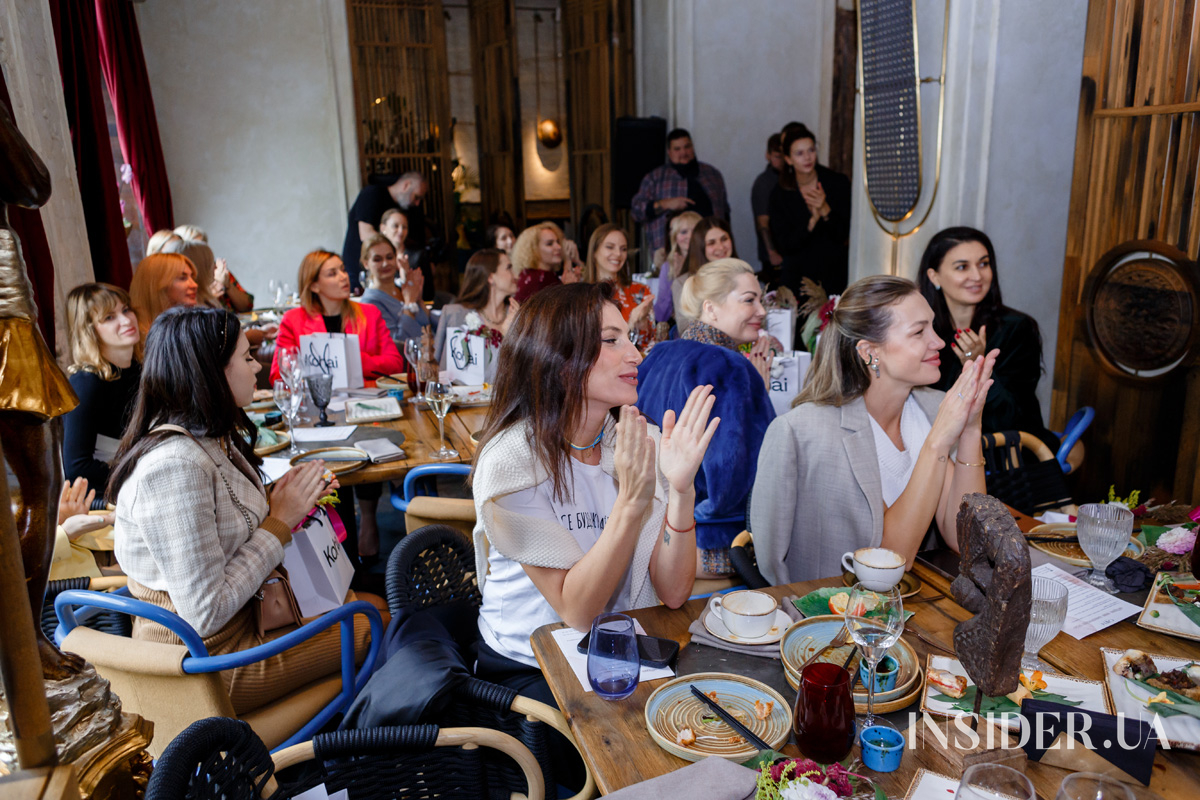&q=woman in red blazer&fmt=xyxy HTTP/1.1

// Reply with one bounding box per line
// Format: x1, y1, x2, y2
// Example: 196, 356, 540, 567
270, 251, 404, 384
270, 250, 405, 564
